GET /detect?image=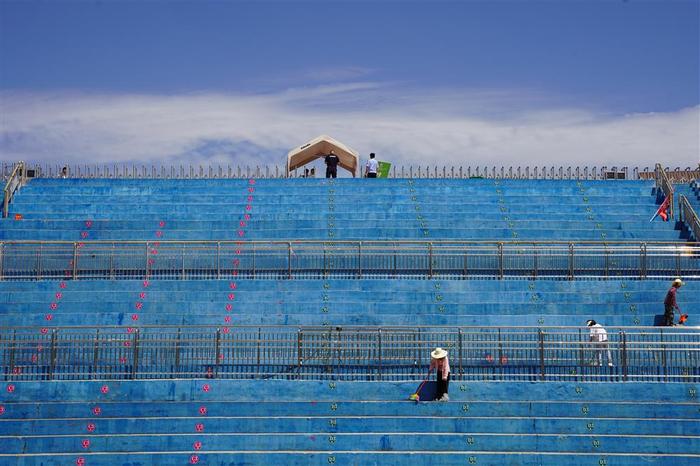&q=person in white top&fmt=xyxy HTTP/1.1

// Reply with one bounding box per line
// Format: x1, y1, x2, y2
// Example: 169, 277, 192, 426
587, 320, 613, 367
365, 153, 378, 178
